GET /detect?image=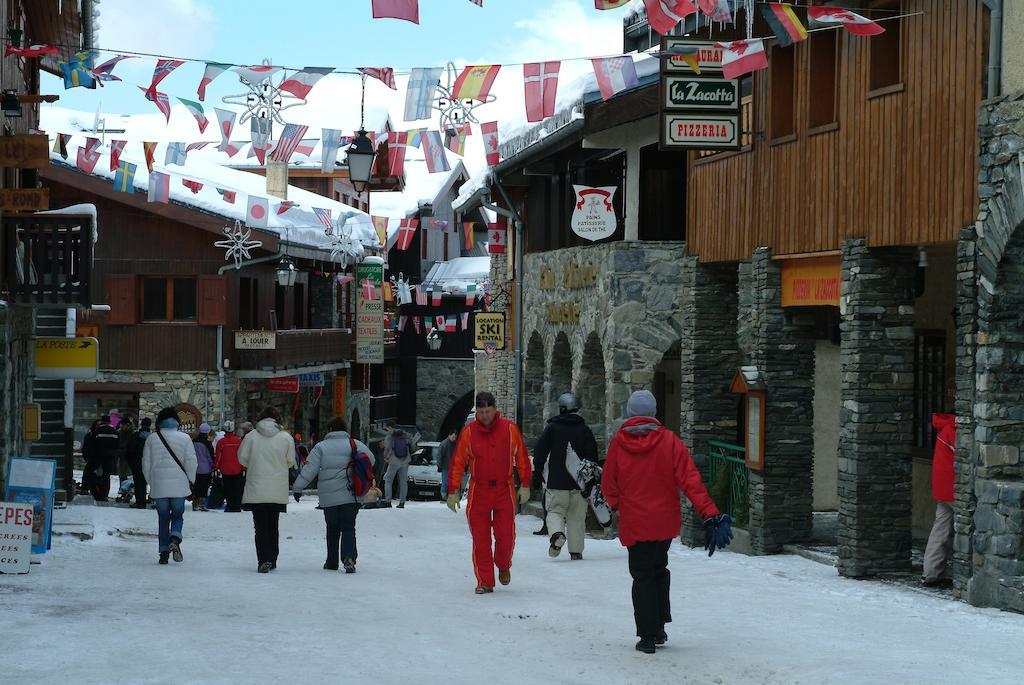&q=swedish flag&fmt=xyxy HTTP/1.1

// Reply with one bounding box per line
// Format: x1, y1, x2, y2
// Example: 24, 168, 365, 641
113, 162, 137, 193
58, 50, 97, 89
